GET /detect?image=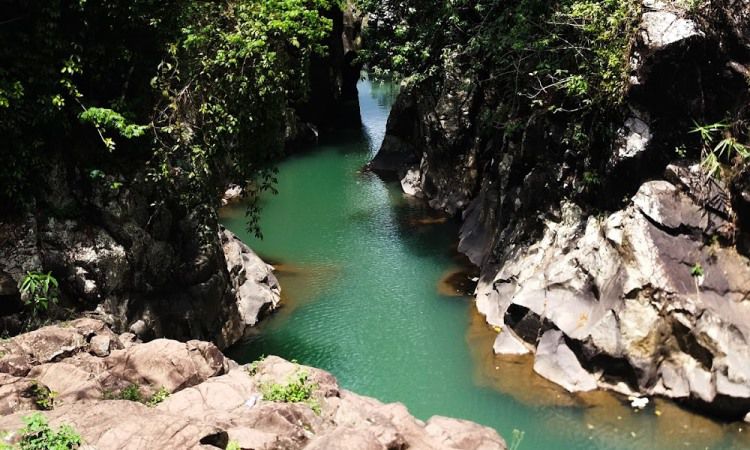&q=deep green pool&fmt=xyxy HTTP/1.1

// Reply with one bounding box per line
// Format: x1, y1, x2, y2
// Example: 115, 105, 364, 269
221, 79, 748, 450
